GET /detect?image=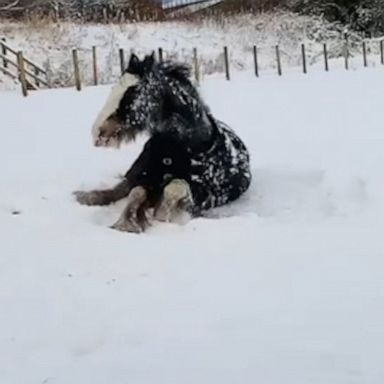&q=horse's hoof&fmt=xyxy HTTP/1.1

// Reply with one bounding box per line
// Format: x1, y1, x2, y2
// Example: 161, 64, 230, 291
73, 190, 102, 206
154, 206, 171, 222
73, 190, 93, 205
110, 218, 143, 233
154, 179, 192, 222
